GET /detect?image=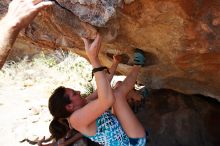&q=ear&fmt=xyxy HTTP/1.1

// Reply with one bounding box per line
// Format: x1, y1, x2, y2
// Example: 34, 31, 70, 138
65, 104, 74, 112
